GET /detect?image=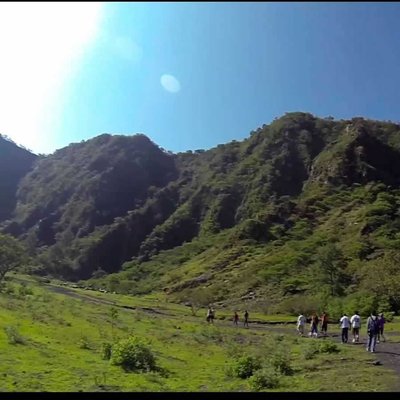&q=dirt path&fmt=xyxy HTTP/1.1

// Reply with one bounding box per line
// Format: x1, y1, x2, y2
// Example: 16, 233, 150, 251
46, 285, 169, 315
19, 279, 400, 390
366, 340, 400, 390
